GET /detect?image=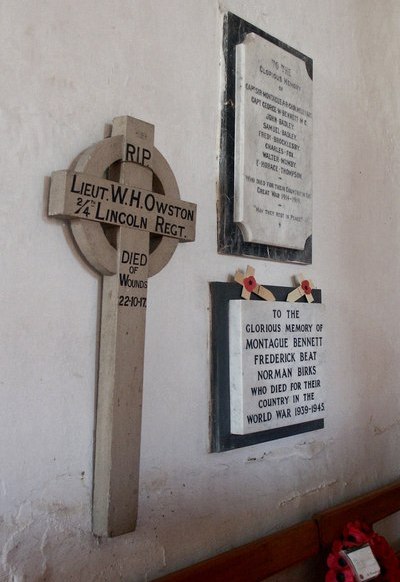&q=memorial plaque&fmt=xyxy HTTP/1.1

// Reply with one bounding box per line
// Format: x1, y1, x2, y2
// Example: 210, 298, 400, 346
218, 13, 313, 264
234, 33, 312, 249
210, 282, 323, 452
229, 301, 325, 435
